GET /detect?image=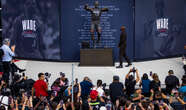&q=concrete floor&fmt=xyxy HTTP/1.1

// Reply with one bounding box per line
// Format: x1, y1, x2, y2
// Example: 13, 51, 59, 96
15, 57, 185, 88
